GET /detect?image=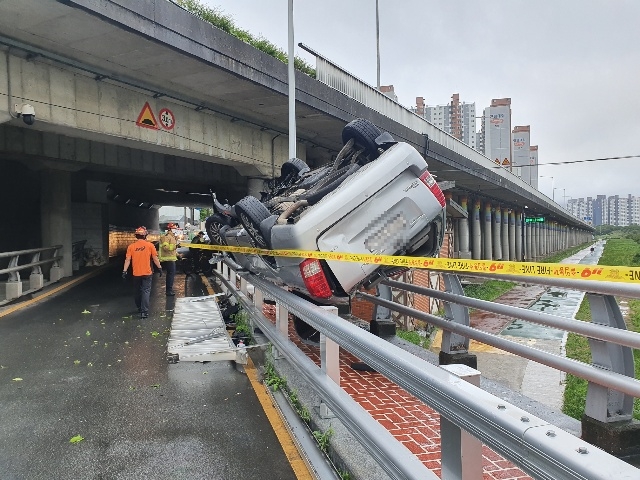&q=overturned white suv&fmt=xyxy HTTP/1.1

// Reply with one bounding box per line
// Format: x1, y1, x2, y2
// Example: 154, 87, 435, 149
210, 118, 446, 306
